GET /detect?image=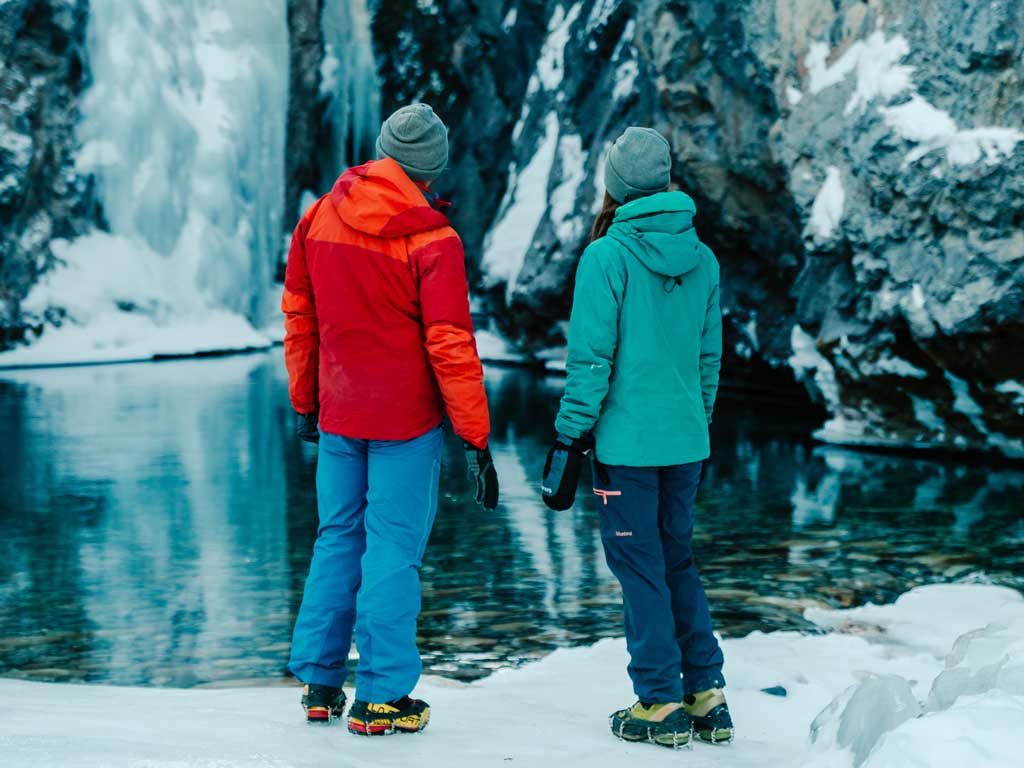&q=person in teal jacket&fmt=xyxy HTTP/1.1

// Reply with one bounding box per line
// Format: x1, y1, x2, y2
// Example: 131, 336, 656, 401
543, 127, 732, 748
